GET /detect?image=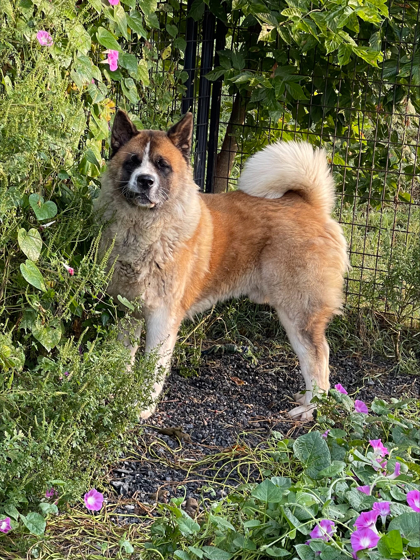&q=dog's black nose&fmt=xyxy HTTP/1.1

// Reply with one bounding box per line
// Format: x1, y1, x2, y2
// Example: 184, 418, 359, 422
137, 174, 155, 189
